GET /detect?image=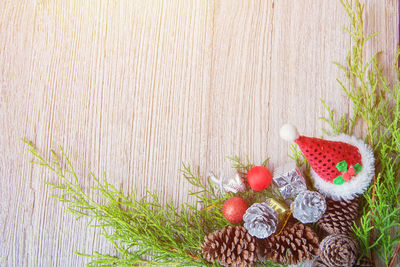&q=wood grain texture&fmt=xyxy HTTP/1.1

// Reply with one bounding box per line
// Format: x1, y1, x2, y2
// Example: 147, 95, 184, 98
0, 0, 398, 266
